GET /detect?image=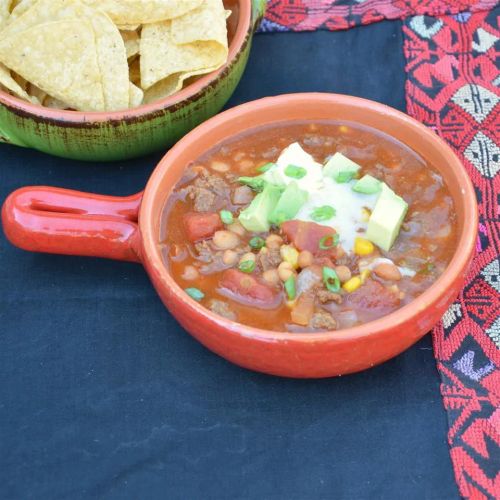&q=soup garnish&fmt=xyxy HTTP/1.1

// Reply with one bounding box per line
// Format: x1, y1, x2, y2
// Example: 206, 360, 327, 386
161, 122, 457, 332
